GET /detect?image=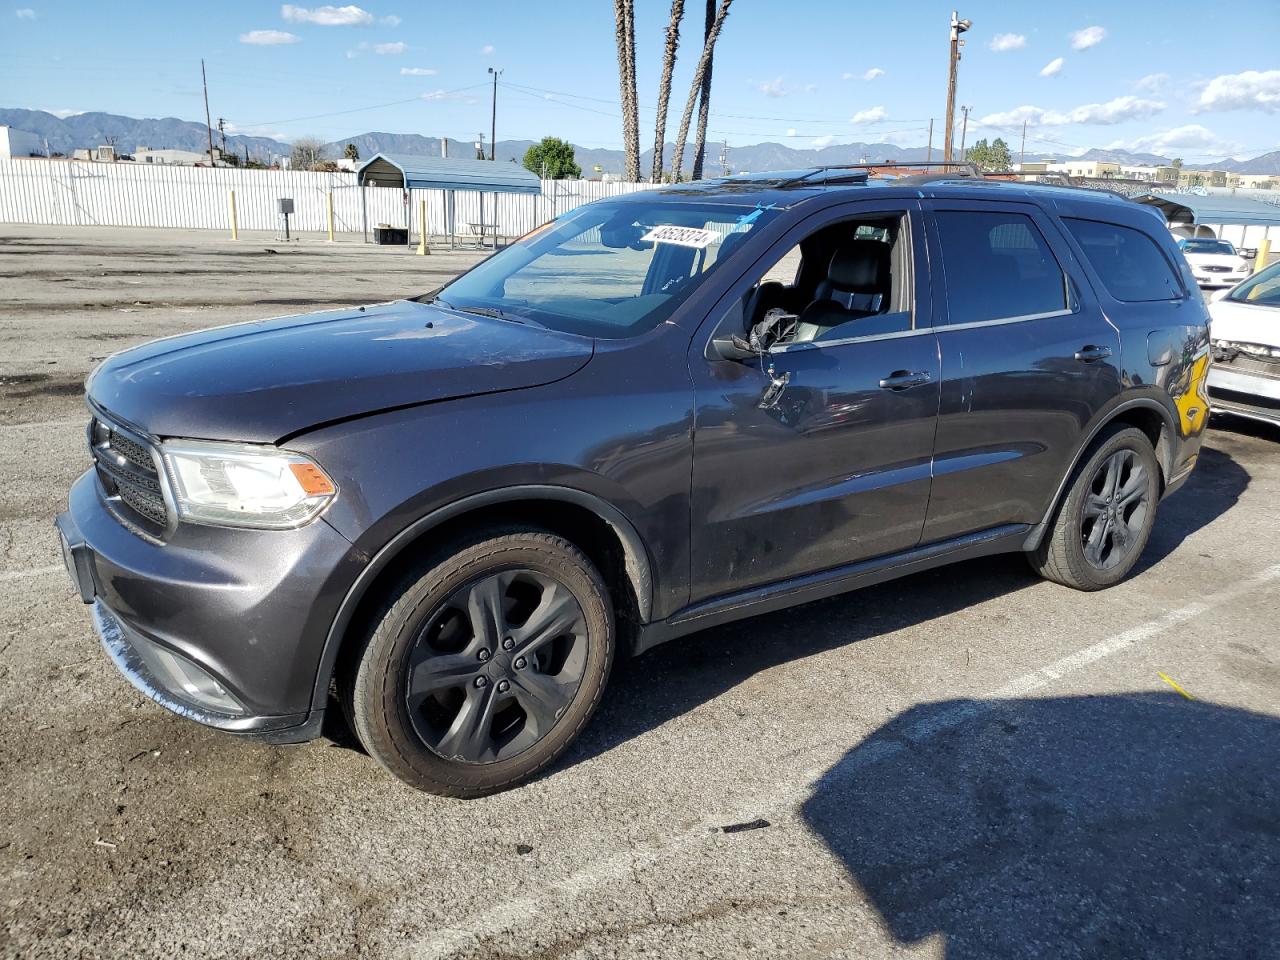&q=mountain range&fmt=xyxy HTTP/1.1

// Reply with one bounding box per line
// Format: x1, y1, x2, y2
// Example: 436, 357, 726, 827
4, 108, 1279, 177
